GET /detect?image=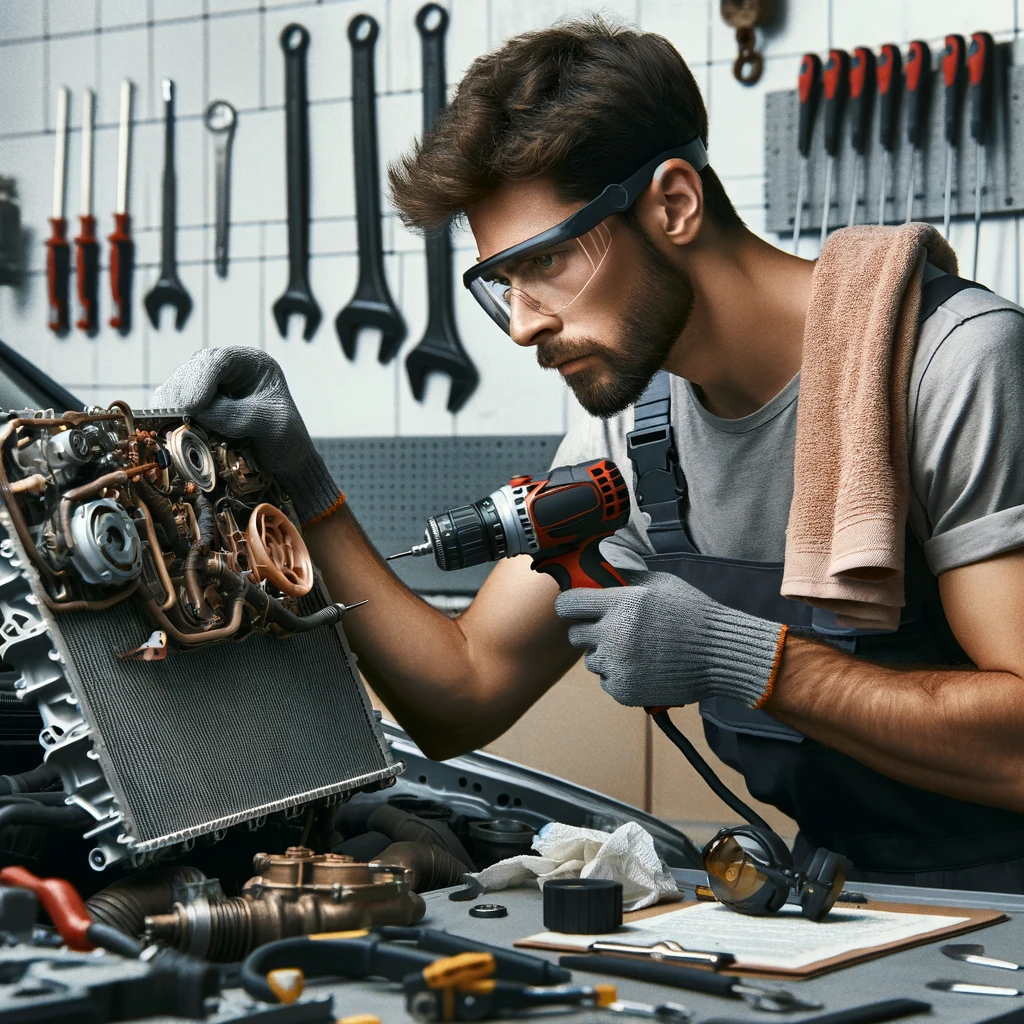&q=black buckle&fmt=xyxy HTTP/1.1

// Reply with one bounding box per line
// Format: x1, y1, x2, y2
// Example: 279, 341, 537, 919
626, 424, 685, 506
